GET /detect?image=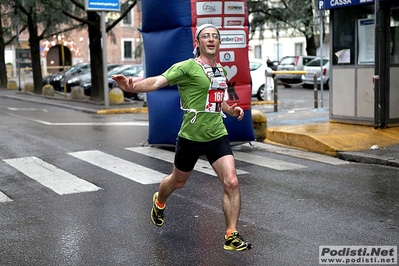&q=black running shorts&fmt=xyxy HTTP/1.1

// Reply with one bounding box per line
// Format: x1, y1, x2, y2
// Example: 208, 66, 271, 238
174, 135, 233, 172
